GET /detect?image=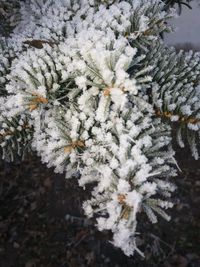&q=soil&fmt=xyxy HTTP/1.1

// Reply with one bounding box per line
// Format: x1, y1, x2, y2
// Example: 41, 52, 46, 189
0, 146, 200, 267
